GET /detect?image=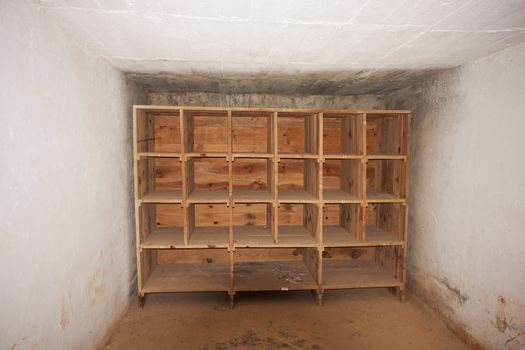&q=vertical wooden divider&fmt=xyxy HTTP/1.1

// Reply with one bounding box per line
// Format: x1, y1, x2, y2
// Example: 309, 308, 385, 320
317, 112, 324, 300
361, 113, 368, 242
227, 110, 235, 306
272, 112, 279, 244
132, 107, 144, 296
399, 113, 411, 300
179, 109, 189, 245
